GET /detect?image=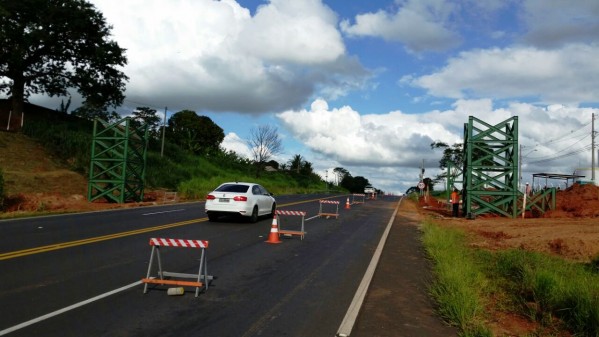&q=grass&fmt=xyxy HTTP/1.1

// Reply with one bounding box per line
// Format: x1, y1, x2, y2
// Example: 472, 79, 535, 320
422, 220, 492, 336
422, 220, 599, 337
